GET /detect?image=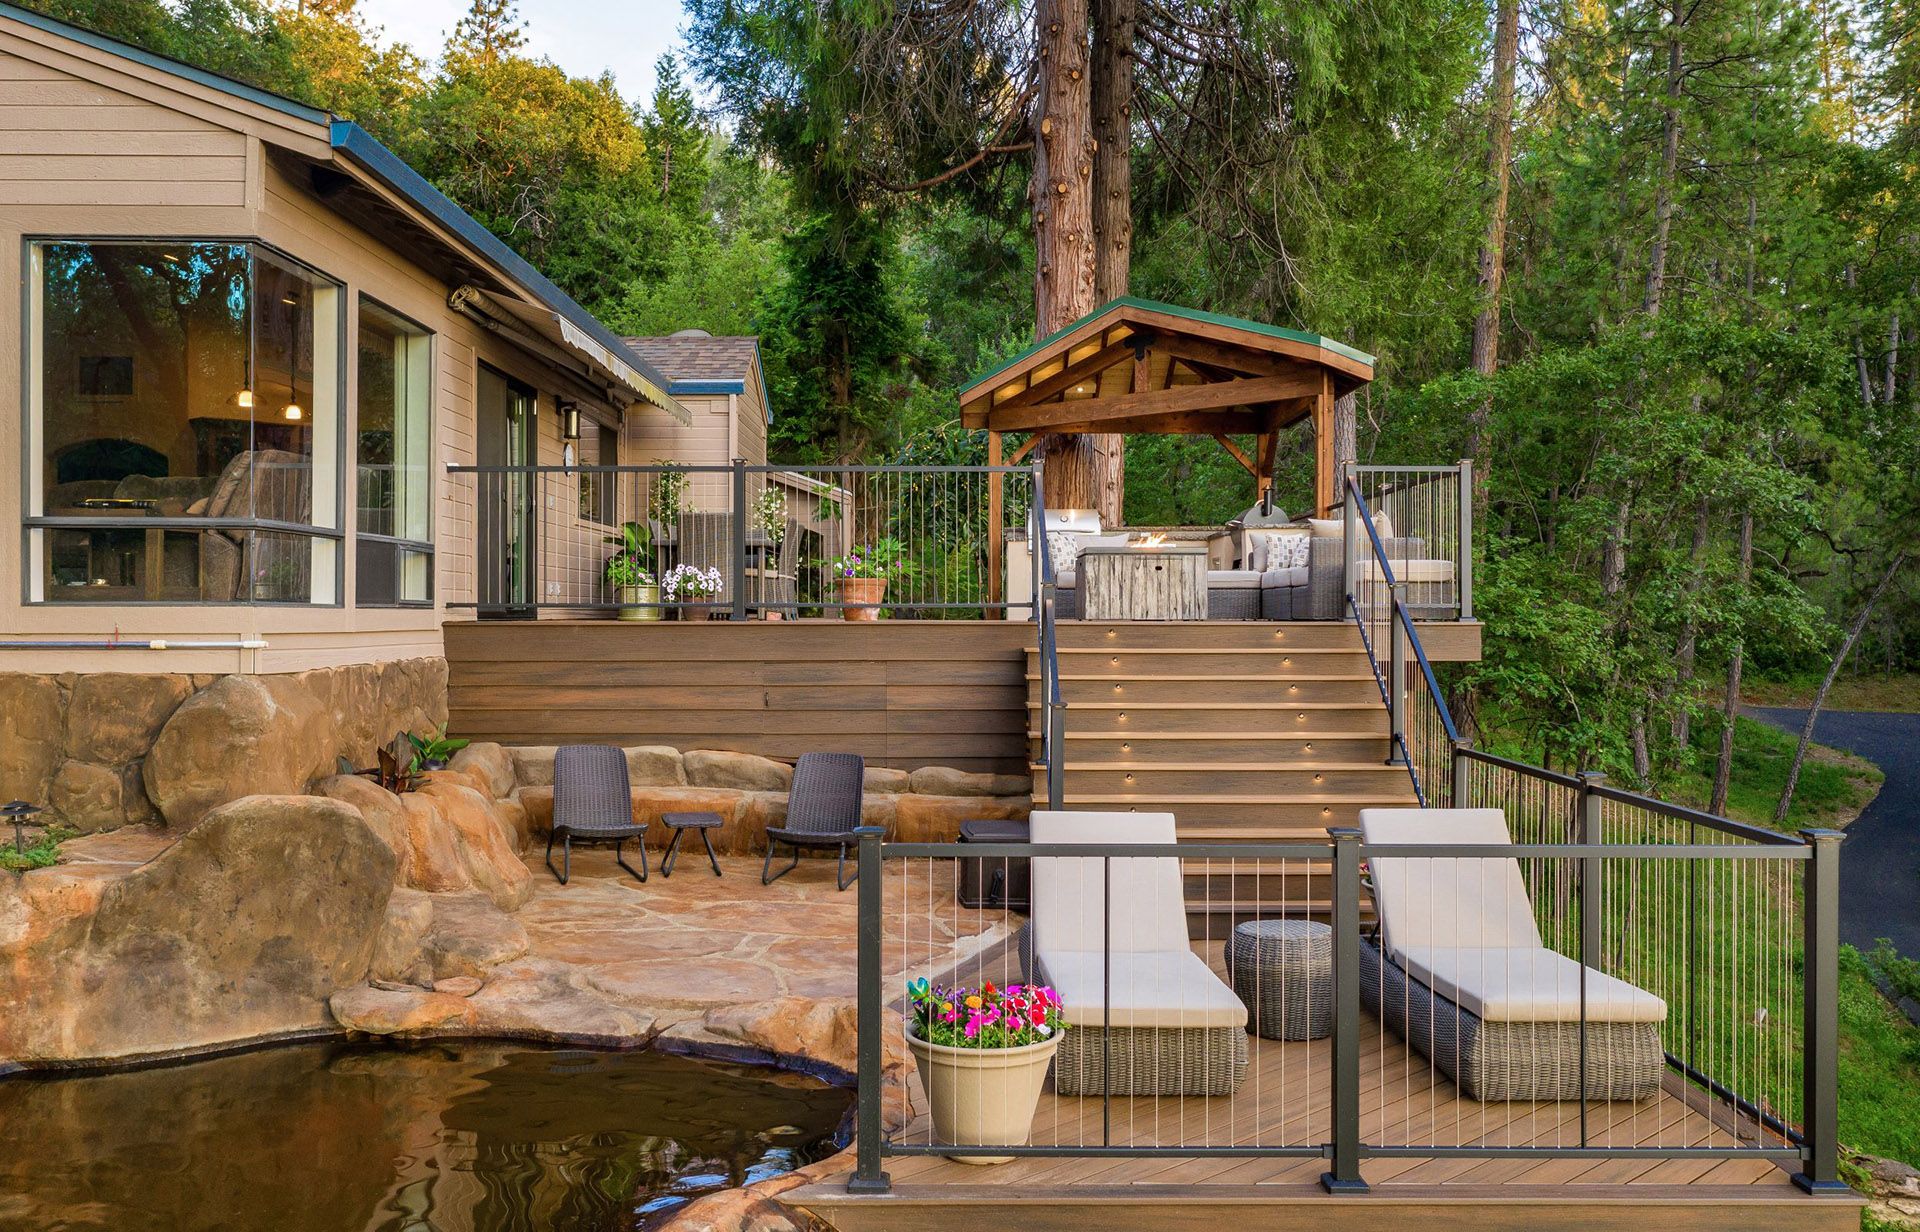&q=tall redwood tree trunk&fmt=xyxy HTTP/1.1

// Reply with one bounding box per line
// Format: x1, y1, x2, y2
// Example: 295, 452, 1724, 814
1032, 0, 1113, 520
1465, 0, 1519, 510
